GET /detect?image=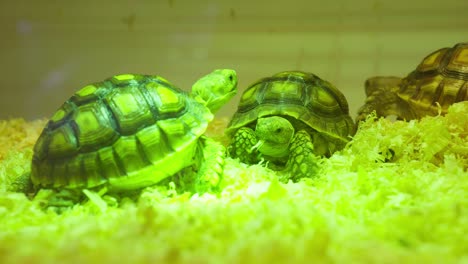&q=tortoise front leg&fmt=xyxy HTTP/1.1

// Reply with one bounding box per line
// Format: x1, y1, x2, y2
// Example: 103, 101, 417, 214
285, 130, 320, 182
228, 127, 262, 165
193, 136, 226, 193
